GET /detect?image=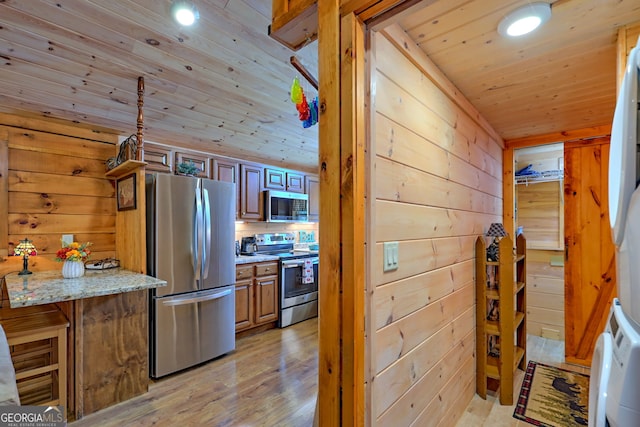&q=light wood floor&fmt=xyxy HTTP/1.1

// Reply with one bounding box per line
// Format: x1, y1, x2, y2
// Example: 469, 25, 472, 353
456, 335, 591, 426
70, 323, 587, 427
70, 318, 319, 427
